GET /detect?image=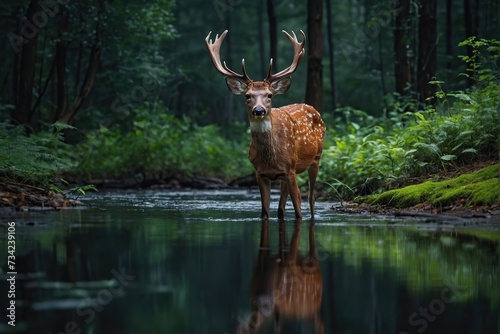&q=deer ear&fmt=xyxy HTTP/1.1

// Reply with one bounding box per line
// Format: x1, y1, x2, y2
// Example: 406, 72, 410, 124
226, 77, 247, 95
270, 77, 291, 95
